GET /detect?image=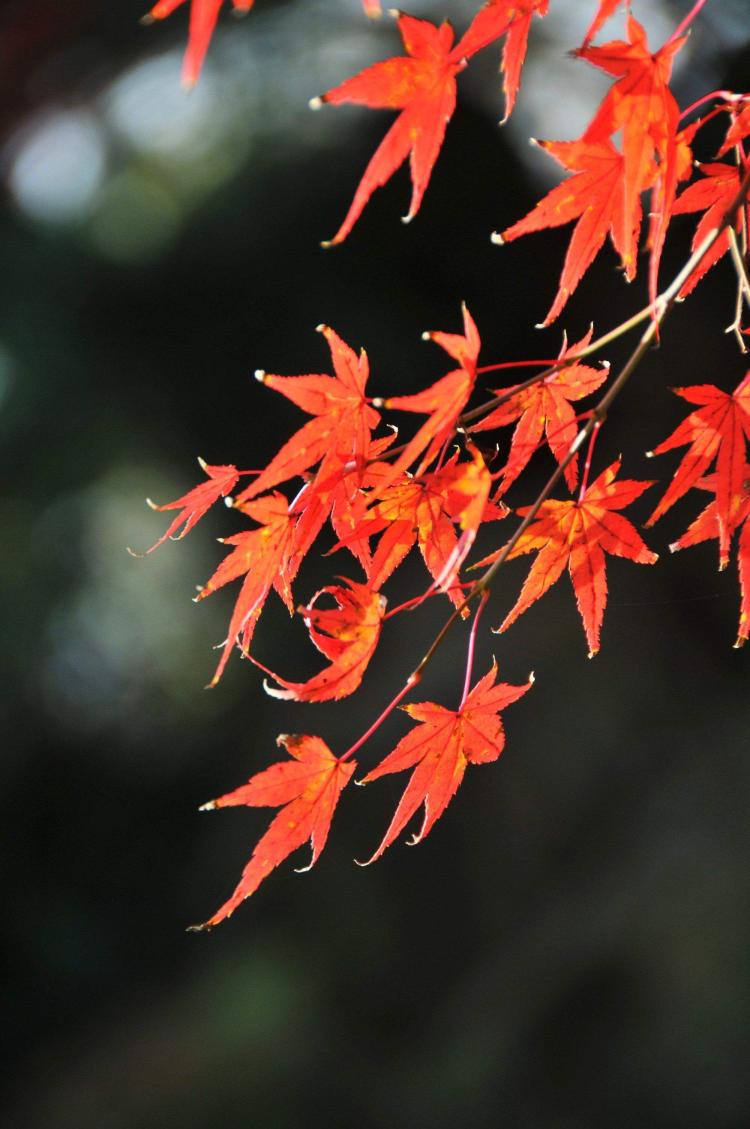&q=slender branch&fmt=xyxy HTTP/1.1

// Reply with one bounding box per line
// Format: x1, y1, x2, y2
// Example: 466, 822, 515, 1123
577, 420, 602, 503
727, 226, 750, 309
663, 0, 710, 48
460, 589, 489, 707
